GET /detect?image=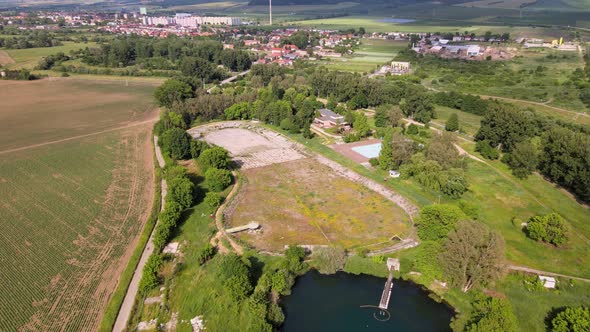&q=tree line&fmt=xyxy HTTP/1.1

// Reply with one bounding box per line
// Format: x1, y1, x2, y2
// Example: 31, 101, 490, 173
475, 102, 590, 202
